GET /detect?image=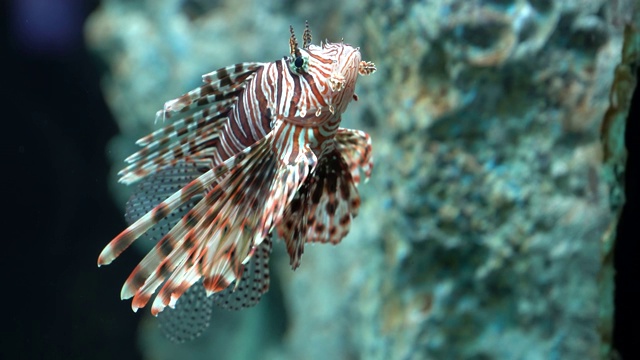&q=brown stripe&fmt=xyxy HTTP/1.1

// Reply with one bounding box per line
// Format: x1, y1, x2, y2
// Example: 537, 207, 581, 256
172, 146, 184, 159
158, 261, 170, 277
217, 68, 229, 80
219, 76, 231, 87
301, 72, 326, 107
326, 157, 339, 193
339, 173, 350, 198
308, 51, 333, 64
157, 236, 174, 257
274, 60, 285, 116
182, 181, 204, 202
176, 126, 188, 137
163, 124, 175, 135
290, 70, 302, 117
311, 175, 324, 203
184, 231, 196, 250
201, 84, 215, 95
183, 210, 197, 227
152, 203, 170, 222
128, 266, 147, 290
231, 91, 253, 145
